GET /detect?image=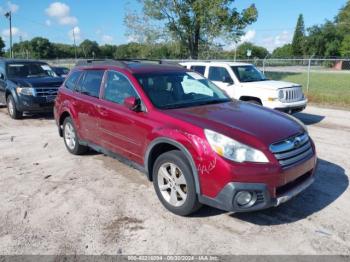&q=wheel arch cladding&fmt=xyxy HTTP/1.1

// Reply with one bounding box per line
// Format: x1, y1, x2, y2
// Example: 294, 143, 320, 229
58, 111, 71, 136
145, 138, 201, 195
